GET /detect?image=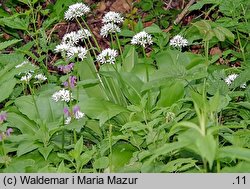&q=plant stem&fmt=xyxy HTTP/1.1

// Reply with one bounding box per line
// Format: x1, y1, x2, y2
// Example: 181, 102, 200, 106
115, 32, 124, 66
81, 18, 101, 52
236, 30, 246, 64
